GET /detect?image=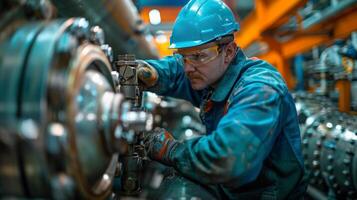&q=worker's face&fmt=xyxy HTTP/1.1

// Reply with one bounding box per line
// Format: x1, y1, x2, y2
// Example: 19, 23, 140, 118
176, 42, 236, 90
